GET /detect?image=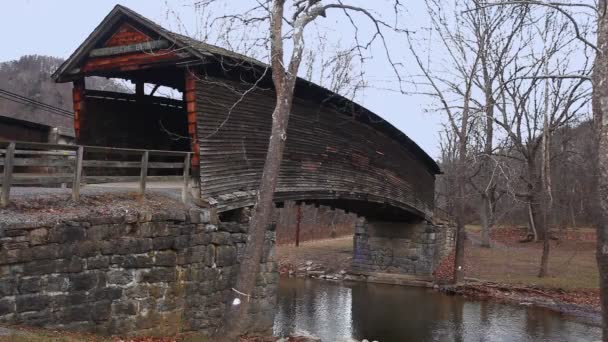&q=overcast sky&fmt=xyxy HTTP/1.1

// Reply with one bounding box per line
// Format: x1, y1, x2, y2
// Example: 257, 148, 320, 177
0, 0, 442, 158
